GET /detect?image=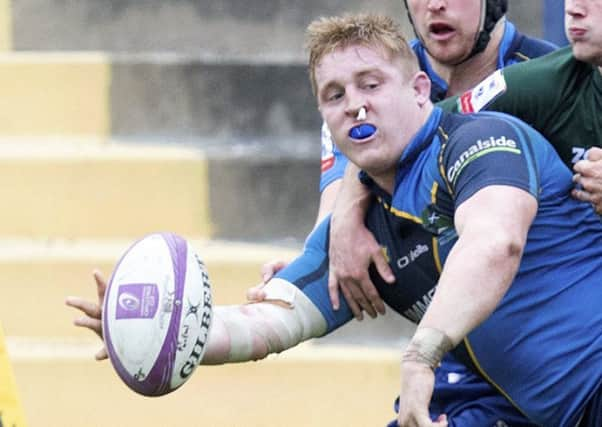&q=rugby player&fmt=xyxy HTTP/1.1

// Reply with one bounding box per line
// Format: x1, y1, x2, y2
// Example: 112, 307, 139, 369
69, 14, 602, 426
258, 2, 558, 424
